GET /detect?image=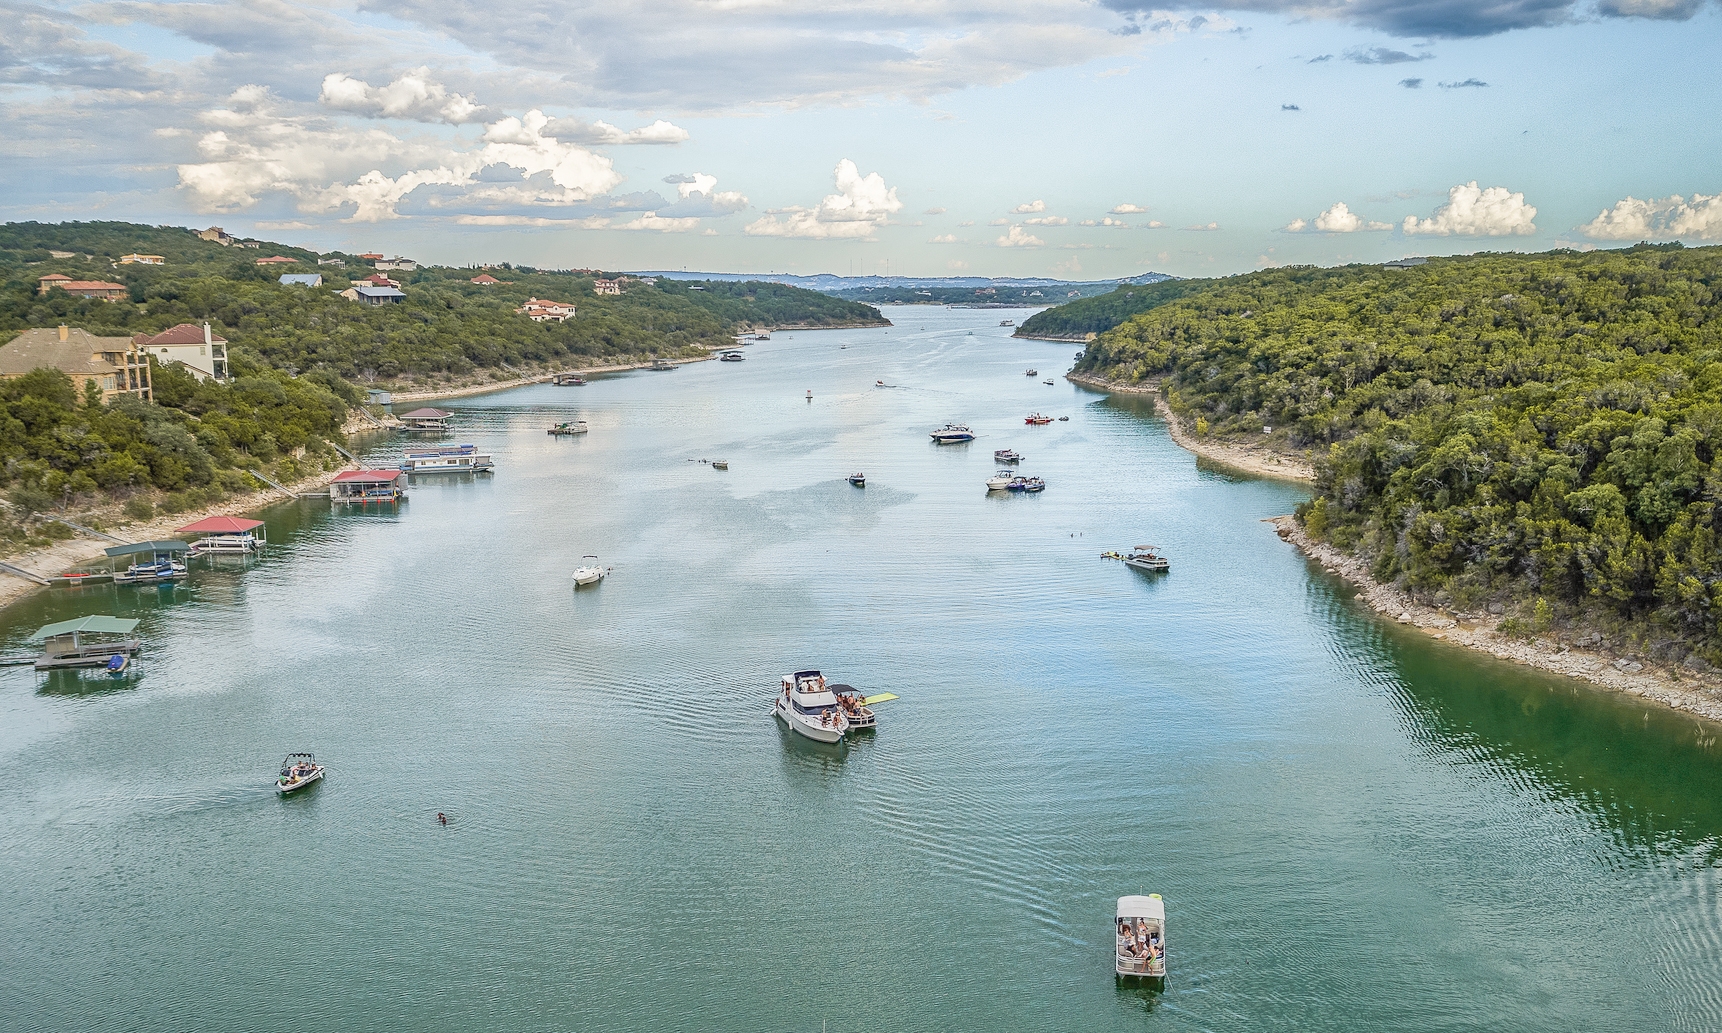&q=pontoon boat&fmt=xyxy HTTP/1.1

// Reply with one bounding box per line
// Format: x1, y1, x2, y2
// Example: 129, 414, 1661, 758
277, 752, 324, 795
1116, 894, 1167, 979
993, 449, 1023, 463
1025, 413, 1052, 425
774, 670, 850, 743
548, 420, 588, 436
1124, 545, 1169, 572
